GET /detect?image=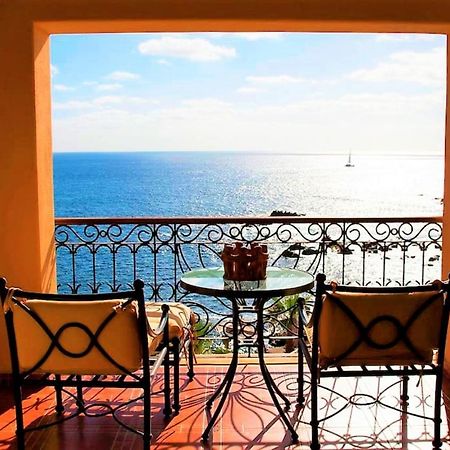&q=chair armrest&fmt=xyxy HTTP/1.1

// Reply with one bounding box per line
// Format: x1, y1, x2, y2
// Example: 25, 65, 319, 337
298, 297, 314, 328
147, 304, 170, 338
299, 308, 311, 328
